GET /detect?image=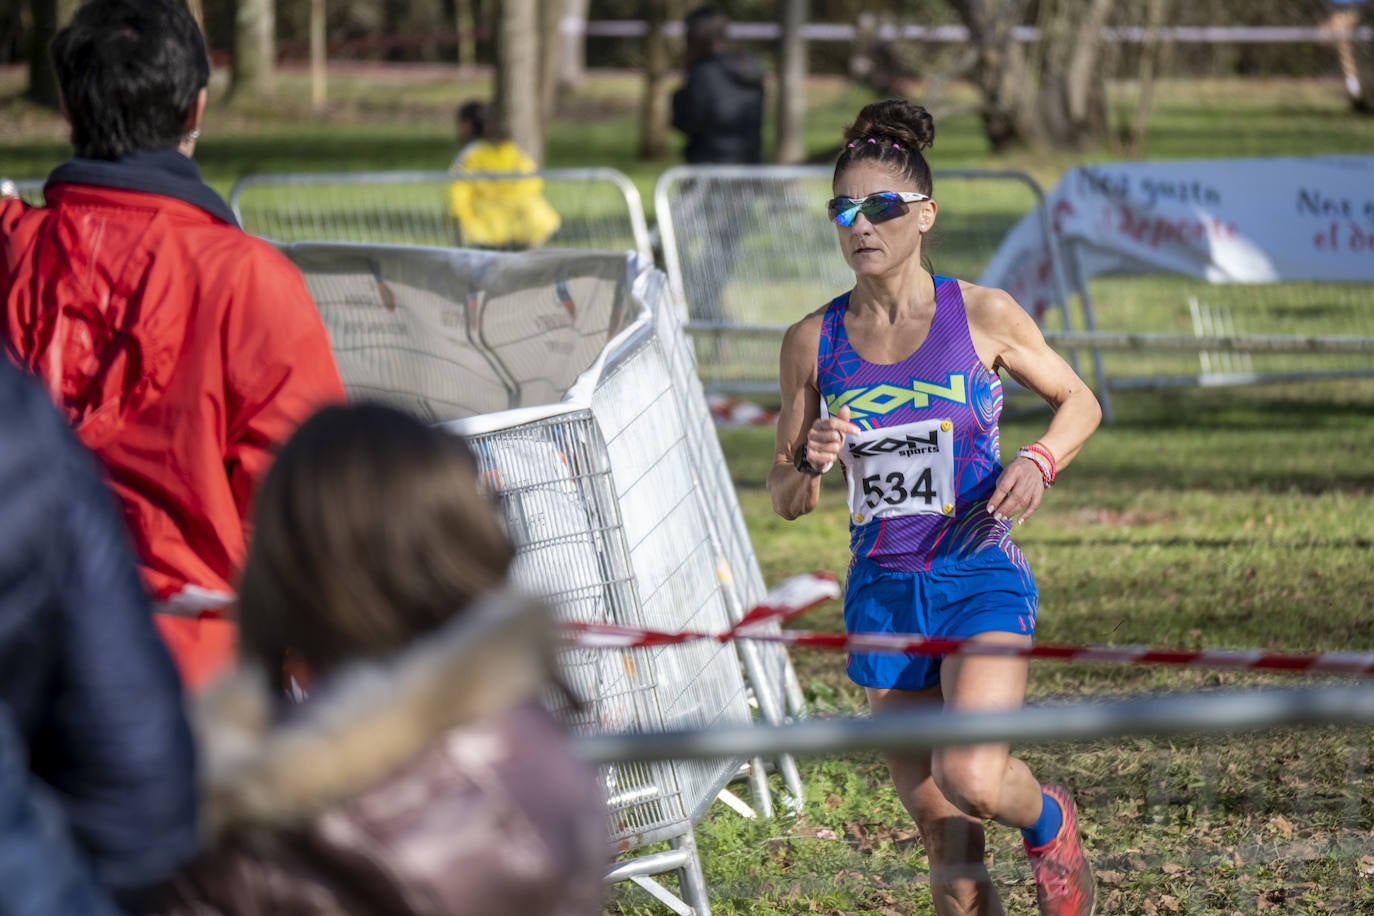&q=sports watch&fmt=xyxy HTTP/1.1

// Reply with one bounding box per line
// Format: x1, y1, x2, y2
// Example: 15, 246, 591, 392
793, 443, 824, 476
